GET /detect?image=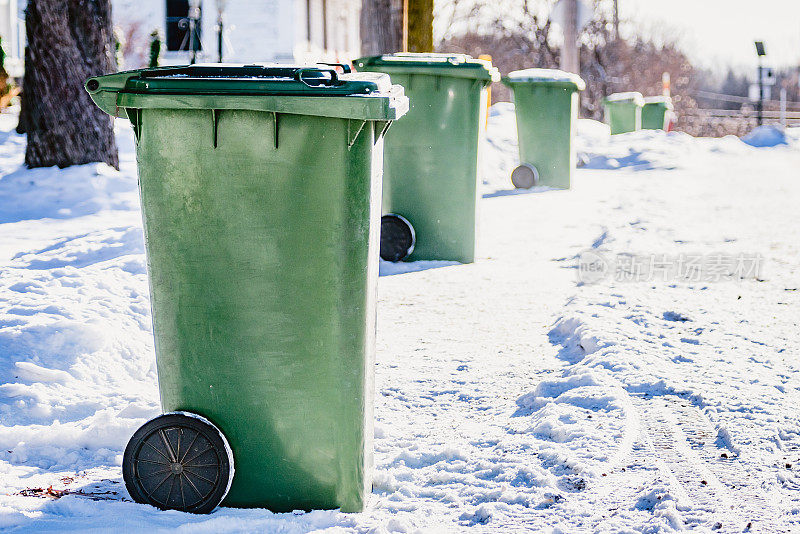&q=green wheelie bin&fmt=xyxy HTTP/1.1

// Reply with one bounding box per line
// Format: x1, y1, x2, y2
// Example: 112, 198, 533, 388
604, 92, 644, 134
353, 53, 499, 264
86, 64, 407, 514
502, 69, 585, 190
641, 95, 674, 130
